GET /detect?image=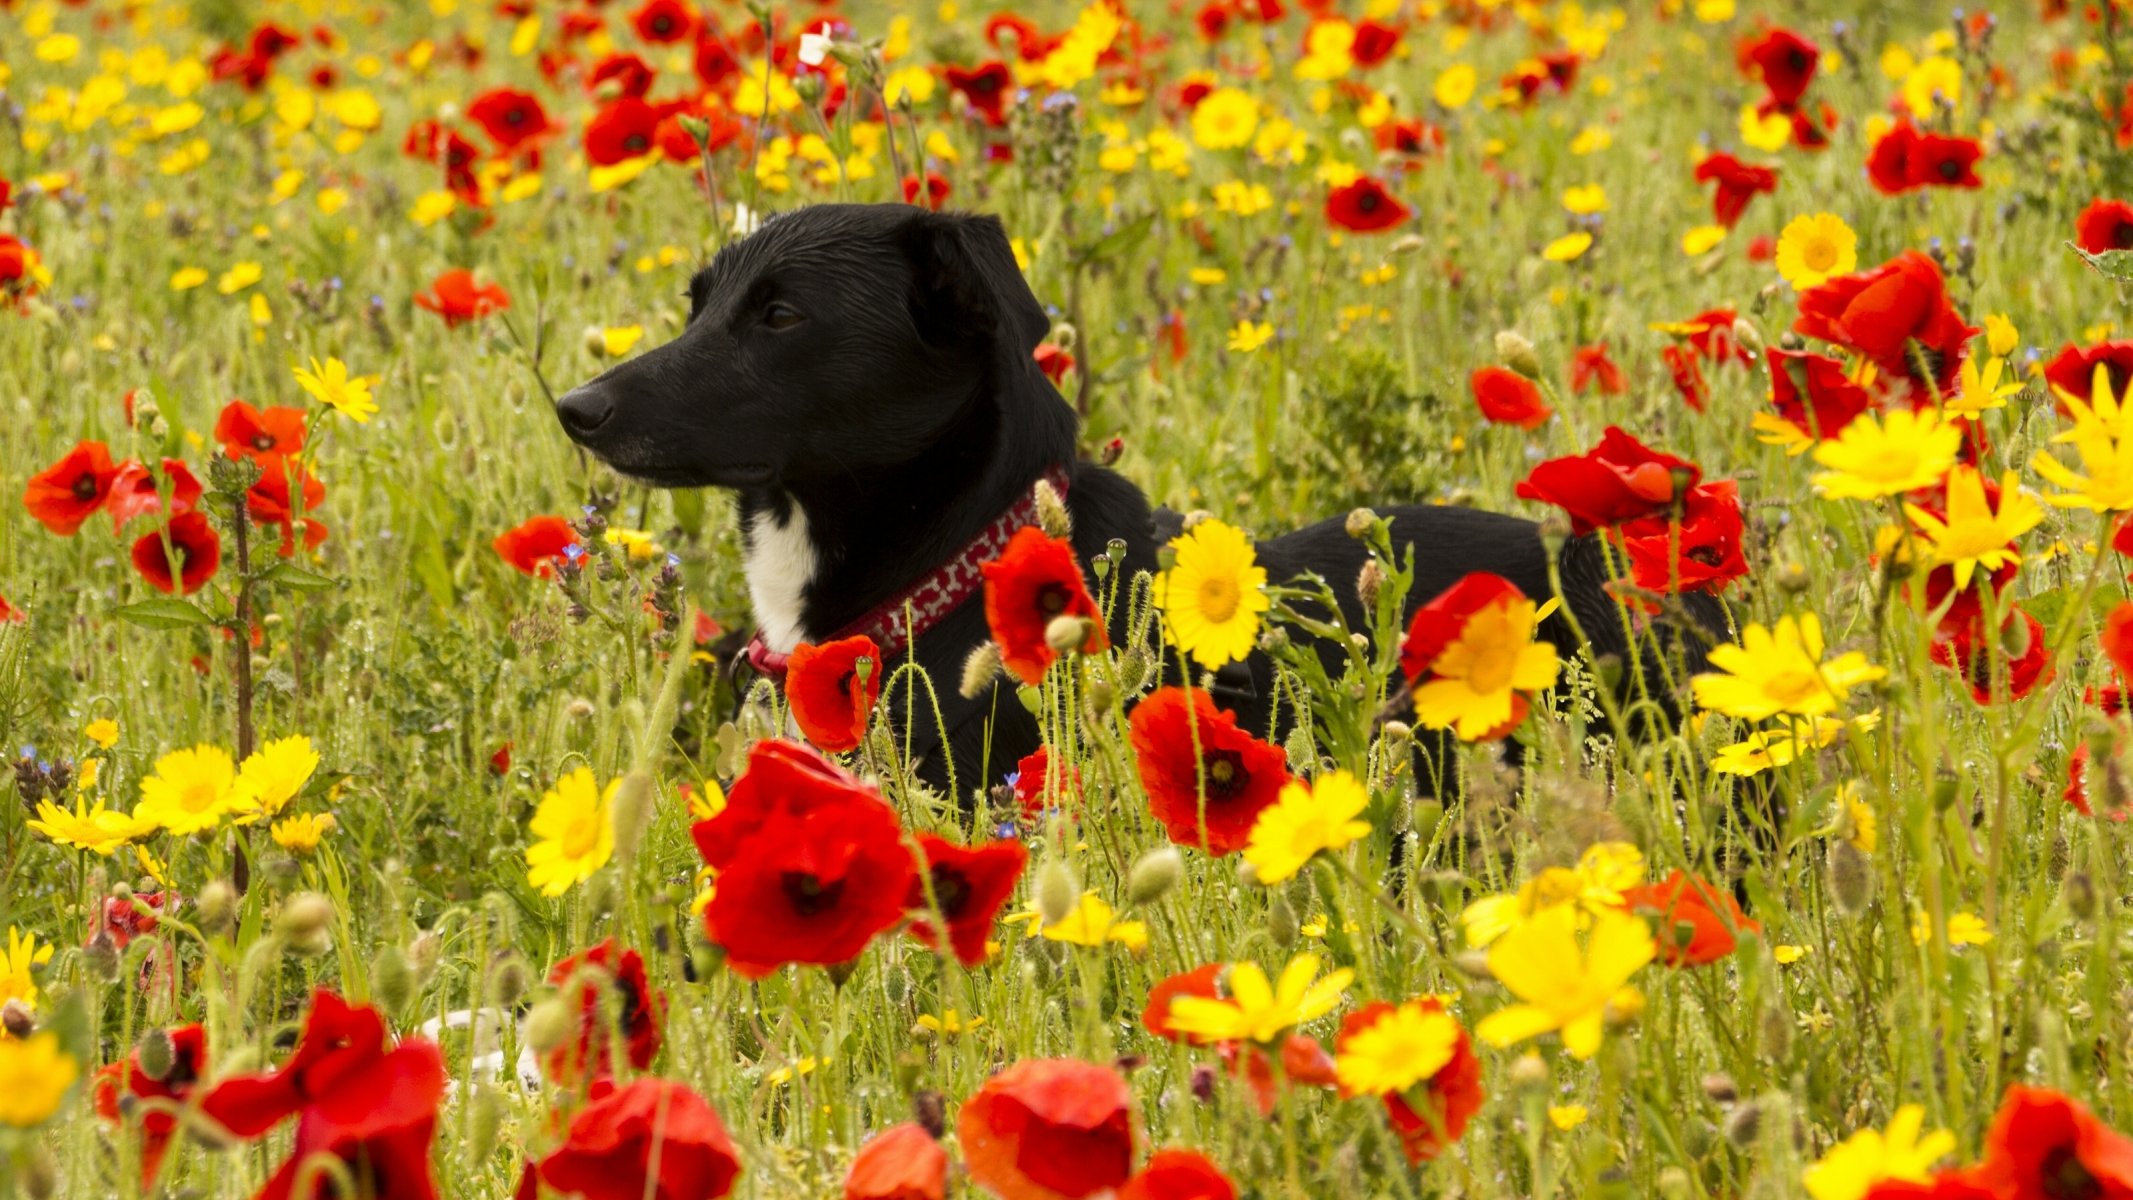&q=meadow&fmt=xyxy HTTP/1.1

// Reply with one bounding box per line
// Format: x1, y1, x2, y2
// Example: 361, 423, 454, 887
2, 0, 2132, 1196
